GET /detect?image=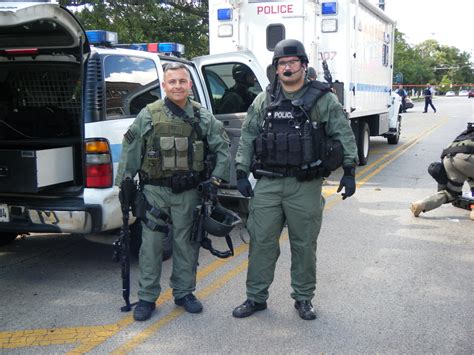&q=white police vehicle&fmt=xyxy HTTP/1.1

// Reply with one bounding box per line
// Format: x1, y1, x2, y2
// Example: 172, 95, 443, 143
0, 2, 267, 248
